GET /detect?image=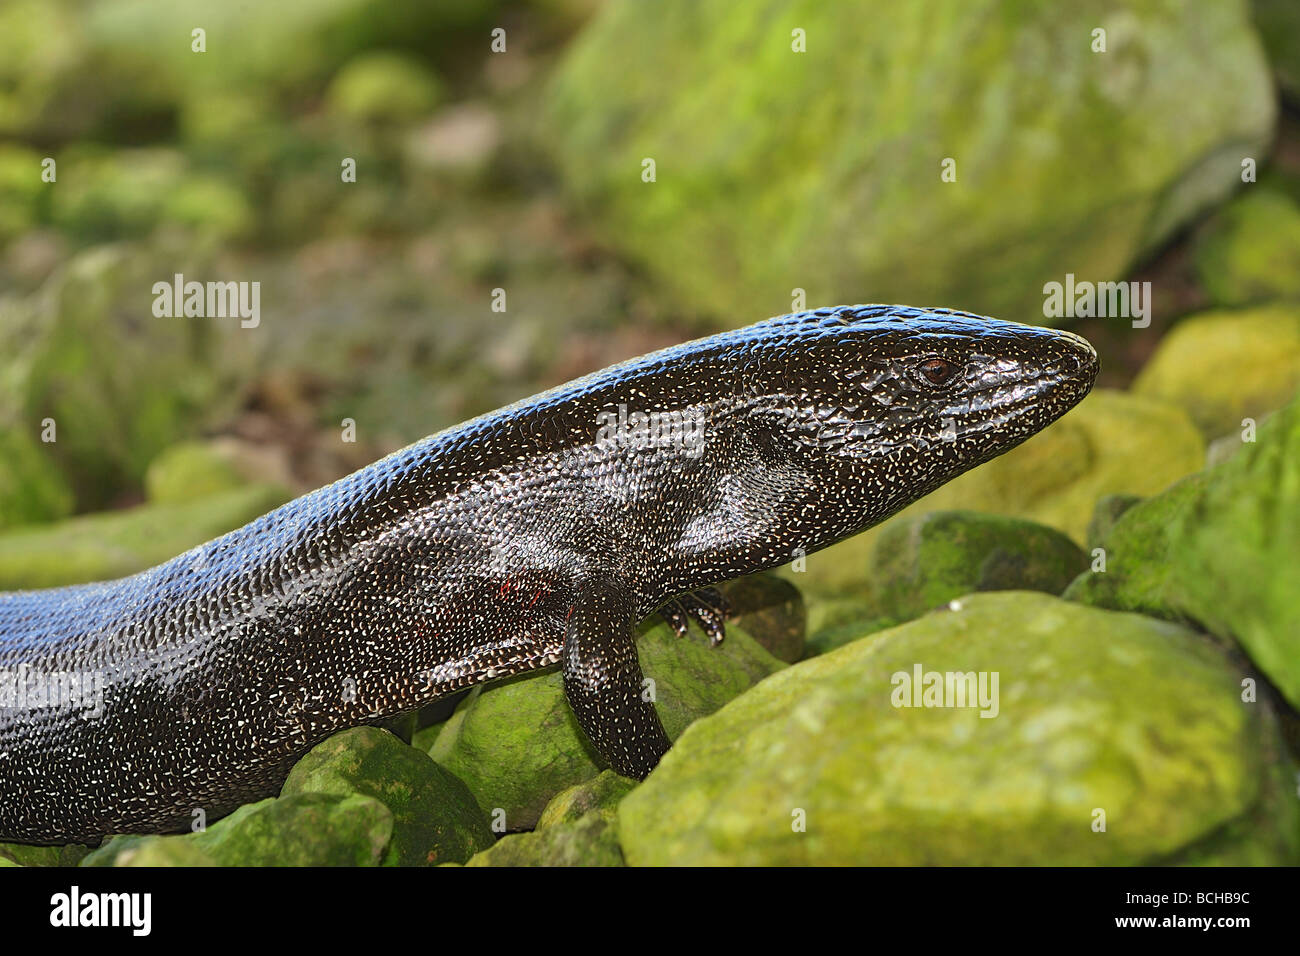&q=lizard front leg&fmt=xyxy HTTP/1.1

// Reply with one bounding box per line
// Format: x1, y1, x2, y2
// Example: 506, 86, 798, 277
563, 578, 671, 779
